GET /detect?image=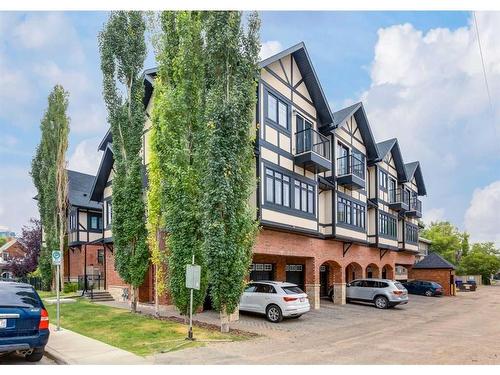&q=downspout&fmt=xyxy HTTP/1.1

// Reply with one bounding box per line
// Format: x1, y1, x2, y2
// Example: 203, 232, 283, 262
375, 164, 379, 248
